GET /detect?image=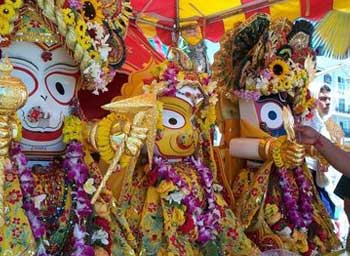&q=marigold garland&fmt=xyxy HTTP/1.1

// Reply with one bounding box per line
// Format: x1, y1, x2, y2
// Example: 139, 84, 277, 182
0, 0, 132, 93
63, 115, 84, 143
96, 112, 128, 163
0, 0, 23, 35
